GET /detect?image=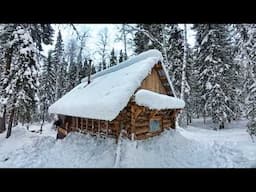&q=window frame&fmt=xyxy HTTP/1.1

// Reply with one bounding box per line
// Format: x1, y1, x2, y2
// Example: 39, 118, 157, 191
149, 117, 162, 132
